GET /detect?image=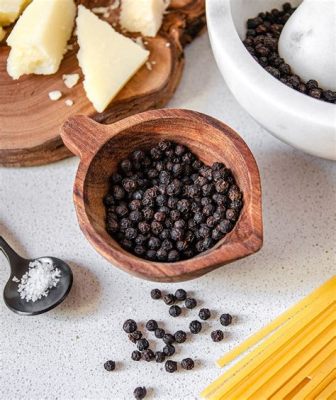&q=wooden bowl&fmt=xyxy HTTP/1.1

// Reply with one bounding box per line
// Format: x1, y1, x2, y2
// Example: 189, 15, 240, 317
61, 109, 263, 282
